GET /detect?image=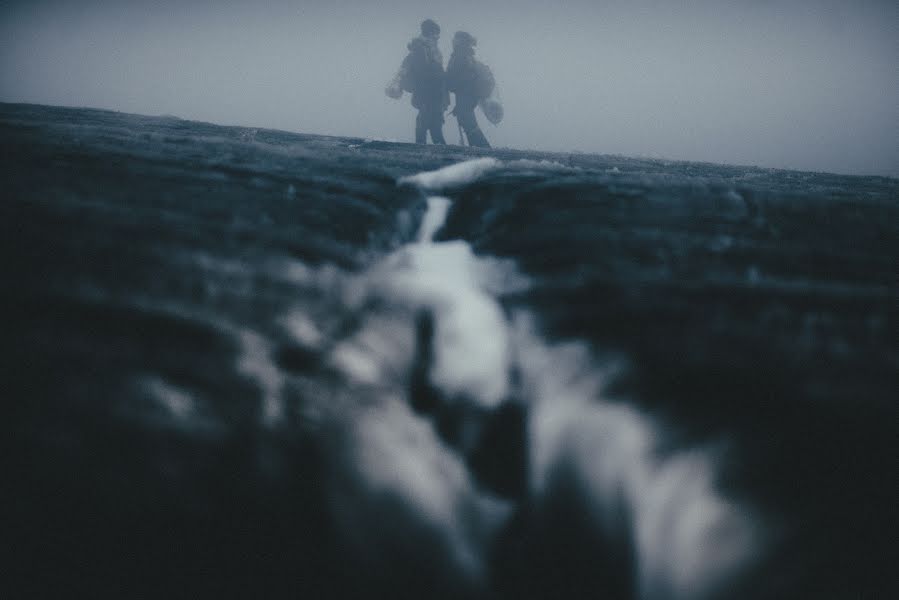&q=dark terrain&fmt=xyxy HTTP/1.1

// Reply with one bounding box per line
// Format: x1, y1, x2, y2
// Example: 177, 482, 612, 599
2, 102, 896, 599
